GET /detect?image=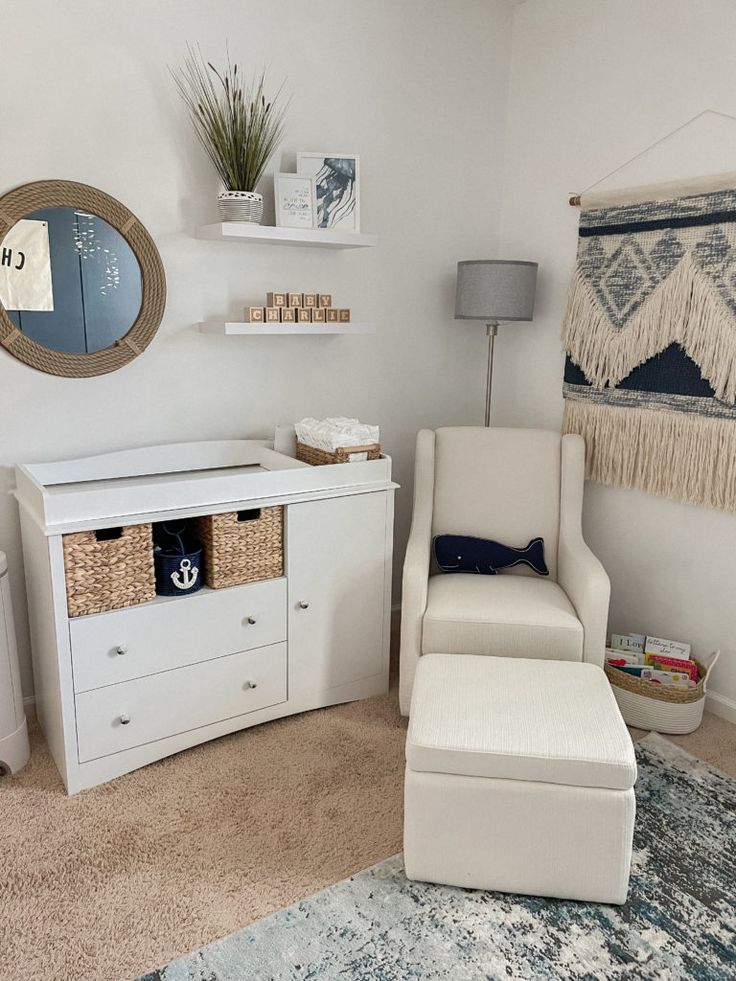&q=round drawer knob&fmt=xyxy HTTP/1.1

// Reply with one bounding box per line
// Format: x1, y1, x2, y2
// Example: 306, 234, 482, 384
244, 680, 258, 690
246, 616, 257, 625
119, 713, 131, 726
298, 600, 310, 609
115, 645, 128, 656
